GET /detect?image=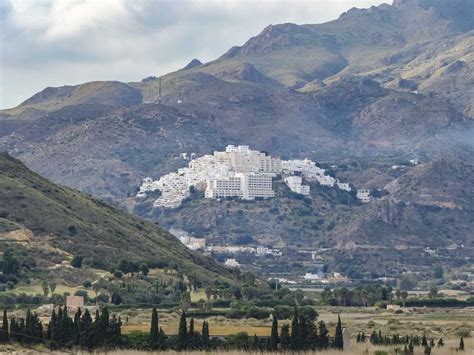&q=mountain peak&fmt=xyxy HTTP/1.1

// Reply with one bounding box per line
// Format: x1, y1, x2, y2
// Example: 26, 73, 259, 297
183, 58, 203, 70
